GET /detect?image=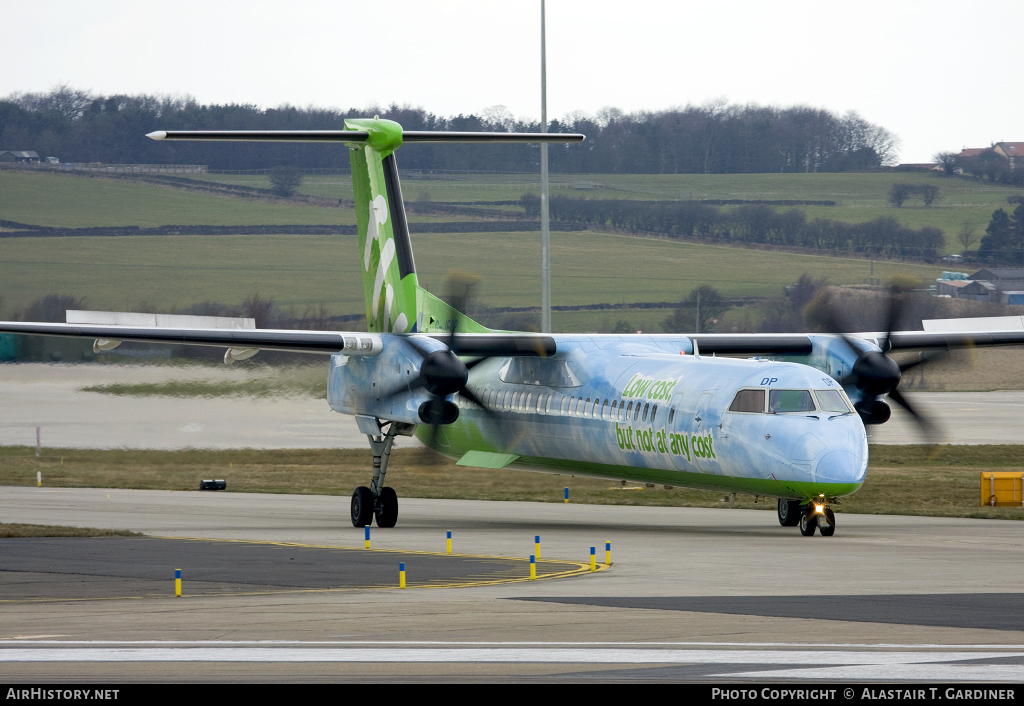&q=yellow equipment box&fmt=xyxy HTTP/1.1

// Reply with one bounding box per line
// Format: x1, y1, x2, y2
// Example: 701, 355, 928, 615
981, 472, 1024, 507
